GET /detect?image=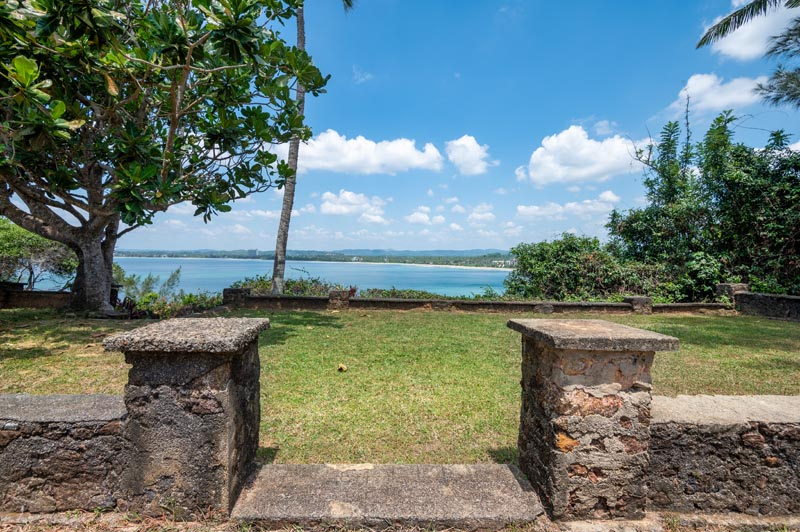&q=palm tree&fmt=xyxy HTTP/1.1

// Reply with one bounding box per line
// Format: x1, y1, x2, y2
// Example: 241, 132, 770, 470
697, 0, 800, 47
271, 0, 355, 295
697, 0, 800, 109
